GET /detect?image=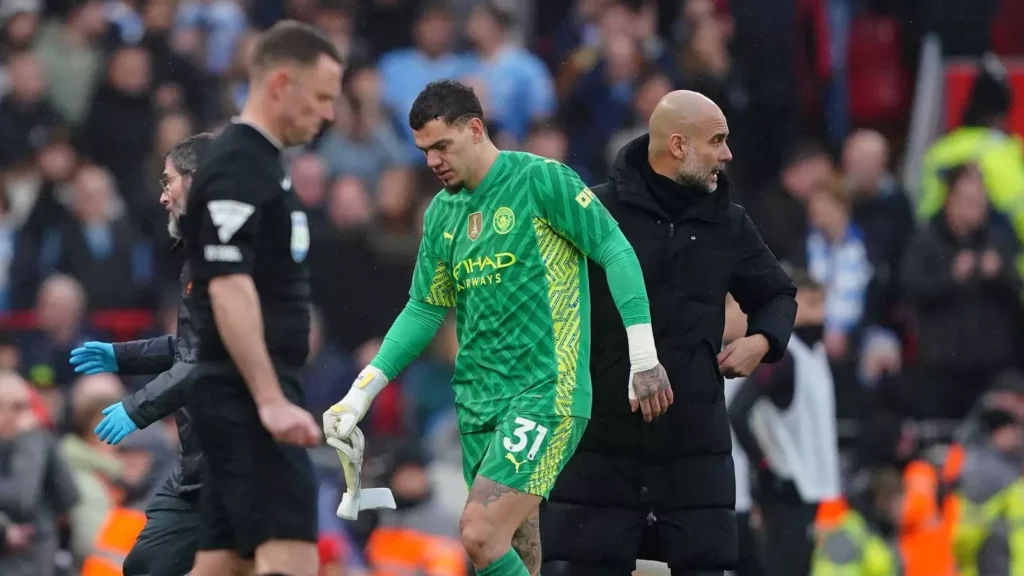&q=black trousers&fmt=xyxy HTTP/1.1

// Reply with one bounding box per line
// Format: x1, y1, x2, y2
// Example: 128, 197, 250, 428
759, 498, 817, 576
122, 487, 202, 576
541, 561, 722, 576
